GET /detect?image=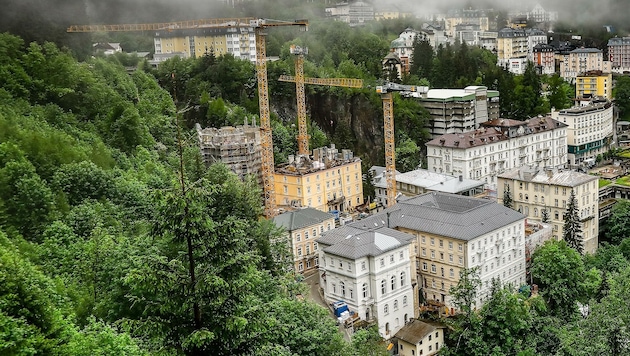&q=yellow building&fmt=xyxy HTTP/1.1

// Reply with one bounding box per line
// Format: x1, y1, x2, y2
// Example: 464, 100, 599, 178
394, 320, 446, 356
576, 71, 613, 100
274, 145, 364, 214
153, 25, 257, 61
497, 167, 599, 254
